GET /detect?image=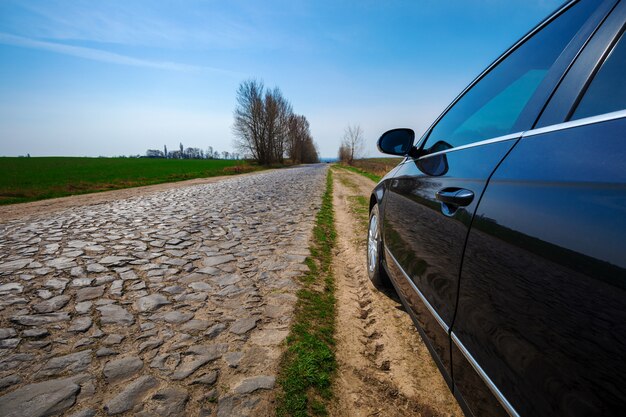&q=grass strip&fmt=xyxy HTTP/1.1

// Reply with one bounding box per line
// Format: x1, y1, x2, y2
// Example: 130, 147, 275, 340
347, 195, 369, 247
333, 164, 381, 182
347, 195, 369, 227
277, 169, 337, 417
